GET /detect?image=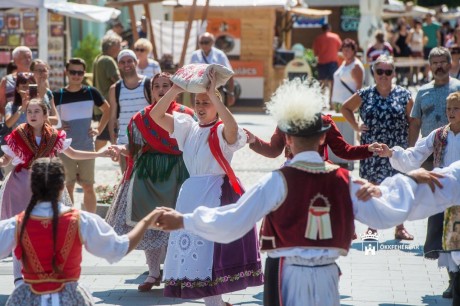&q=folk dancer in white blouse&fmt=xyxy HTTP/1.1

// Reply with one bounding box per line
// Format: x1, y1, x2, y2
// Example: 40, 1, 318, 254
0, 158, 163, 306
153, 79, 460, 306
379, 91, 460, 303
